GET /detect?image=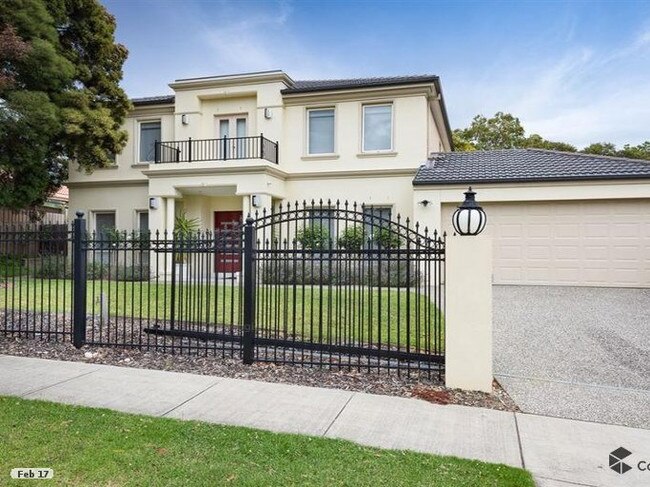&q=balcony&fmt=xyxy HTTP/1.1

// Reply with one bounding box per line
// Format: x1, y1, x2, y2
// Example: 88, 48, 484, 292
154, 135, 278, 164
